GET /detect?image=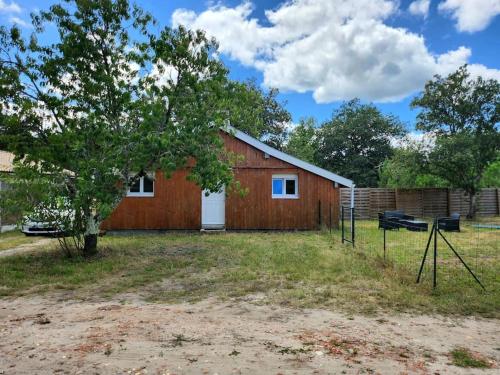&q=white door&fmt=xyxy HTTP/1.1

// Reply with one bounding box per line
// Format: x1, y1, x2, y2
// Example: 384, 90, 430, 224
201, 187, 225, 229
